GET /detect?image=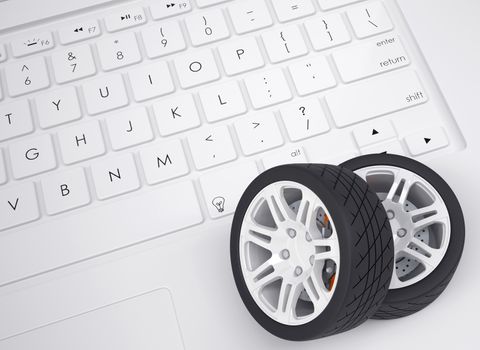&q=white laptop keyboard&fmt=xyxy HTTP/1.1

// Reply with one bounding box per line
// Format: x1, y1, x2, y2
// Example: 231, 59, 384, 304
0, 0, 462, 284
